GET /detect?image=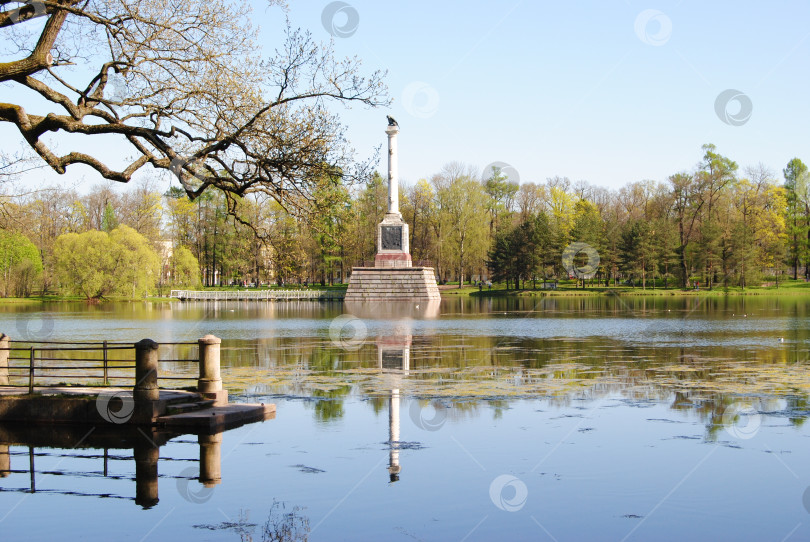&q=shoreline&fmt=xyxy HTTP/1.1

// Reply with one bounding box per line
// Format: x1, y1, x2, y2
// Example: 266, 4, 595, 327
2, 282, 810, 304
